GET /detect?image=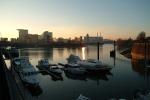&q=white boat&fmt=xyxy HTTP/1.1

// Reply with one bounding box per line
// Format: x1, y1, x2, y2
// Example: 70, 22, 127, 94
12, 57, 39, 87
37, 59, 62, 75
38, 59, 50, 68
76, 94, 90, 100
12, 57, 29, 72
19, 67, 39, 87
67, 54, 112, 72
49, 65, 63, 75
66, 63, 80, 67
65, 67, 86, 75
